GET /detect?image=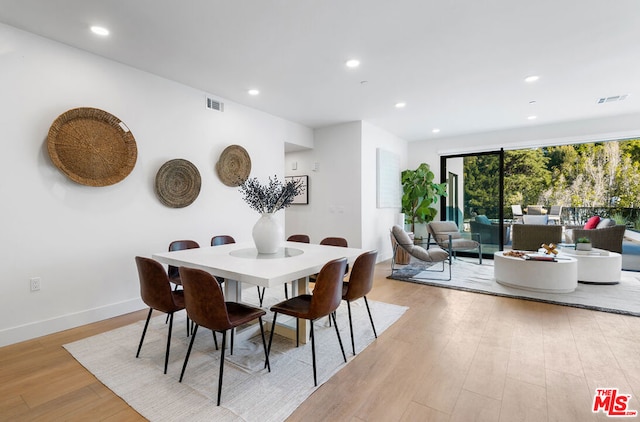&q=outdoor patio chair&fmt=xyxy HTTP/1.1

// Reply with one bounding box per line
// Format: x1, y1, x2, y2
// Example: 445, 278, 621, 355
511, 205, 524, 223
547, 206, 562, 224
511, 224, 562, 251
